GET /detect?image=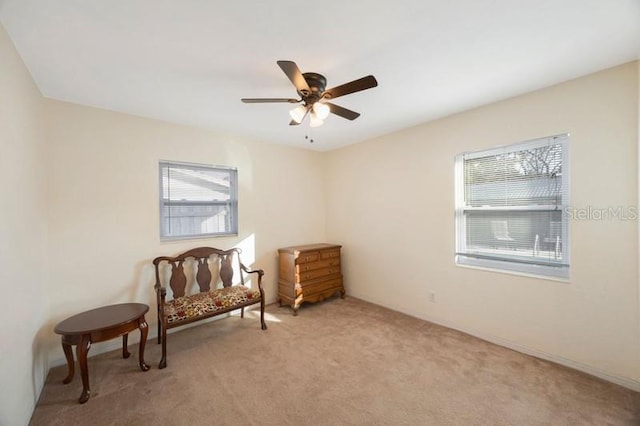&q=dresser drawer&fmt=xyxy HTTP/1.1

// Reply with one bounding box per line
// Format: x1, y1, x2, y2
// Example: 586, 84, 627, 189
320, 249, 340, 259
295, 252, 320, 264
296, 266, 341, 282
295, 257, 340, 273
299, 277, 344, 296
